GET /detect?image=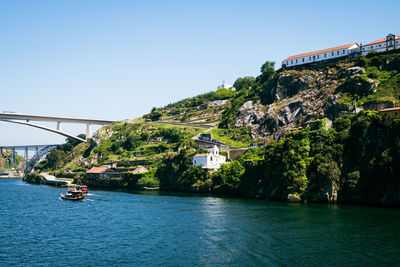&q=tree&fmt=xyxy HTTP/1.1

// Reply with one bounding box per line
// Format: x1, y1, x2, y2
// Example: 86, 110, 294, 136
182, 165, 210, 191
123, 135, 142, 151
150, 110, 162, 121
258, 61, 275, 84
260, 61, 275, 76
233, 76, 255, 91
213, 161, 245, 192
45, 149, 67, 169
